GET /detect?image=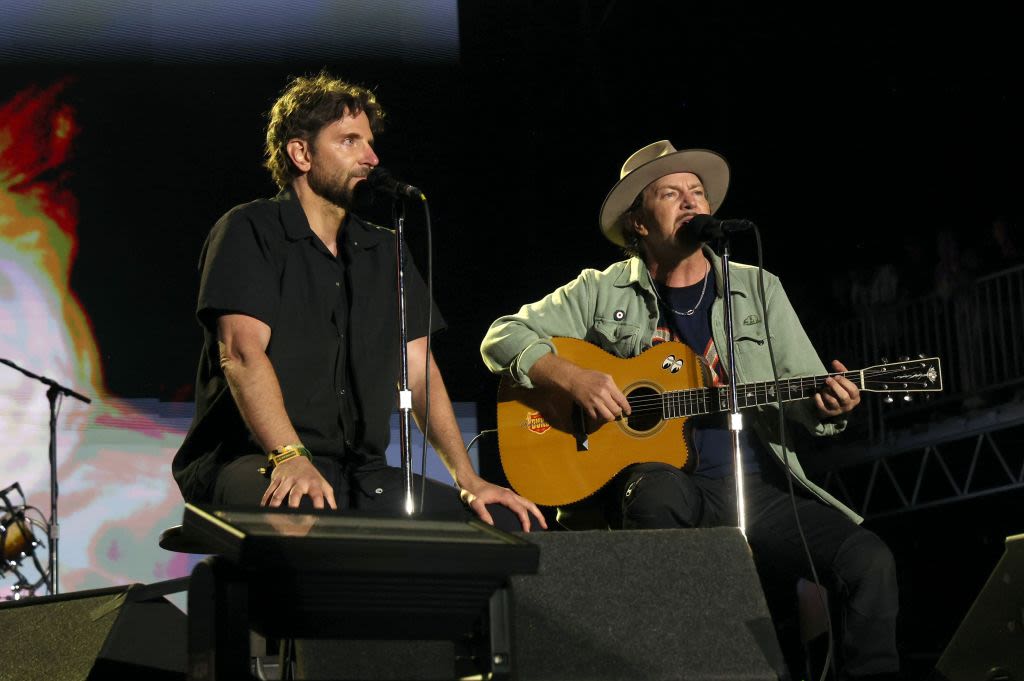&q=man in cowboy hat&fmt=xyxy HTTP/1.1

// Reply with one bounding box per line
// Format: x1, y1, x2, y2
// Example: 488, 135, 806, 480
481, 141, 900, 678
